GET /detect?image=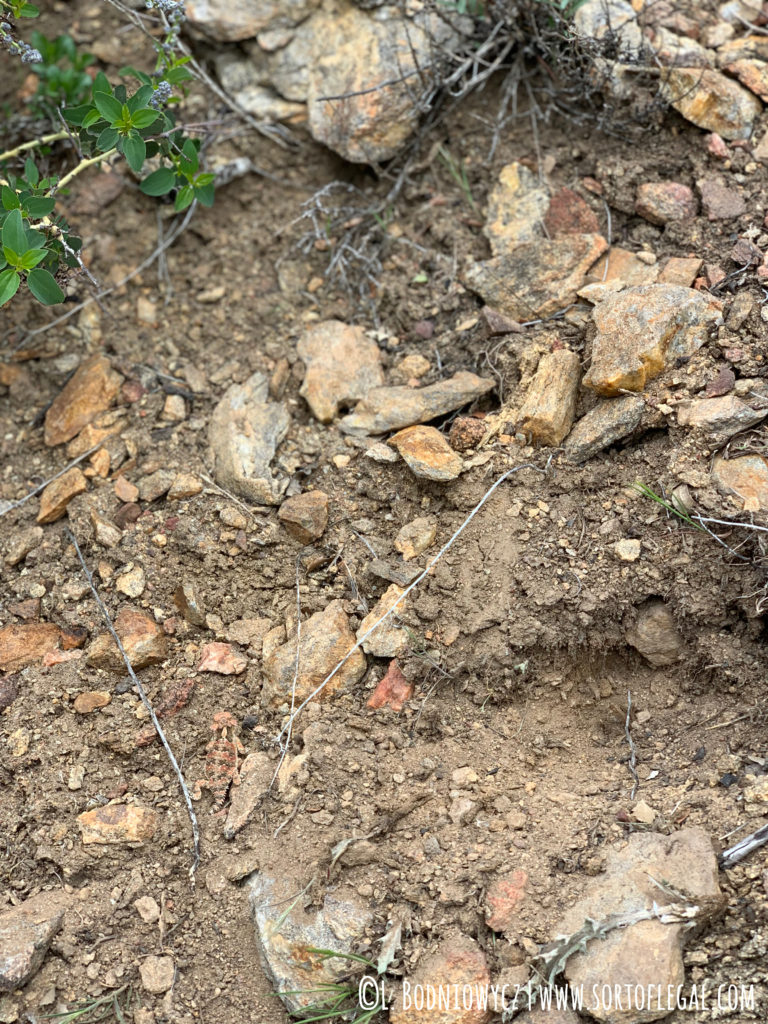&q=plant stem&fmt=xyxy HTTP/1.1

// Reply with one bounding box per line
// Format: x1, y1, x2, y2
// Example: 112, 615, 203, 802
48, 147, 117, 195
0, 130, 70, 164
